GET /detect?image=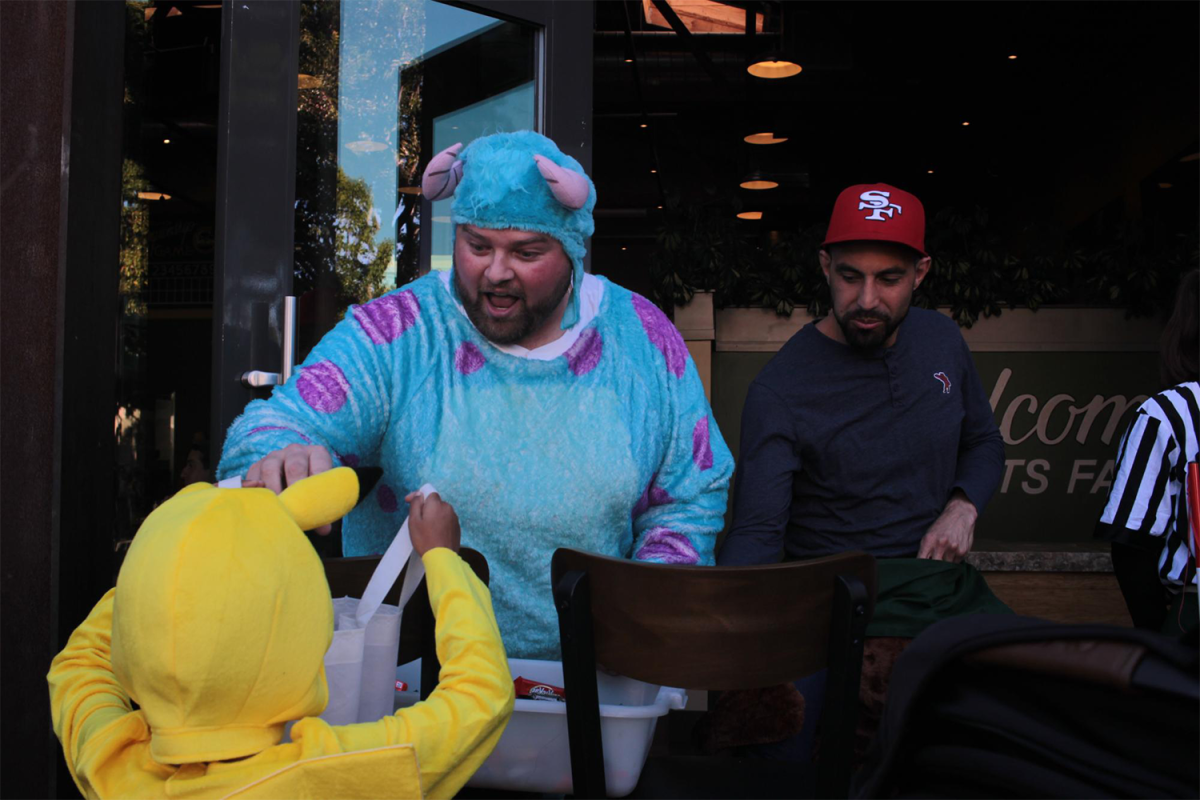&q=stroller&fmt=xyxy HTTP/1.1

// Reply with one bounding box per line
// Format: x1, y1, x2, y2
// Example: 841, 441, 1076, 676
853, 614, 1199, 798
